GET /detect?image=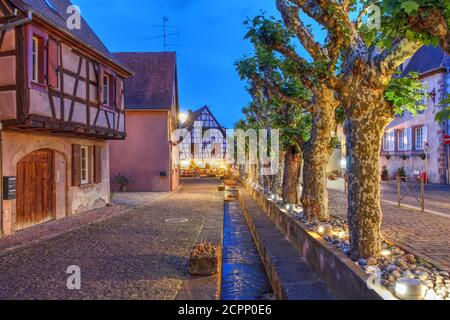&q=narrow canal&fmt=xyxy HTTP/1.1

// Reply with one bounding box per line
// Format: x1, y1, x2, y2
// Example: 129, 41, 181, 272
221, 201, 274, 300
